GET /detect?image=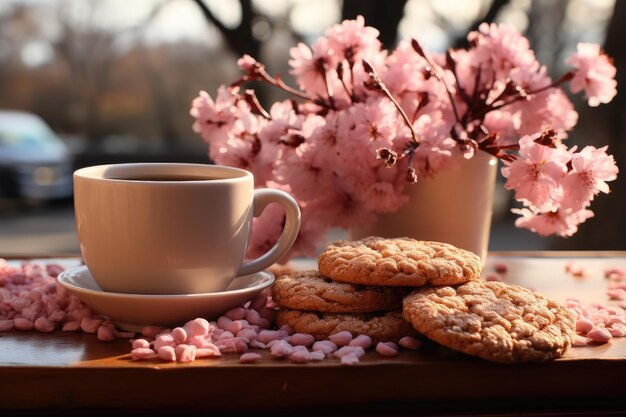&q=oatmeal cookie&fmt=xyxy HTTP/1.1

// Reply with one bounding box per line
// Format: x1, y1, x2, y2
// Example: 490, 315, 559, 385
272, 270, 408, 313
276, 308, 414, 342
402, 280, 576, 363
318, 237, 481, 286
